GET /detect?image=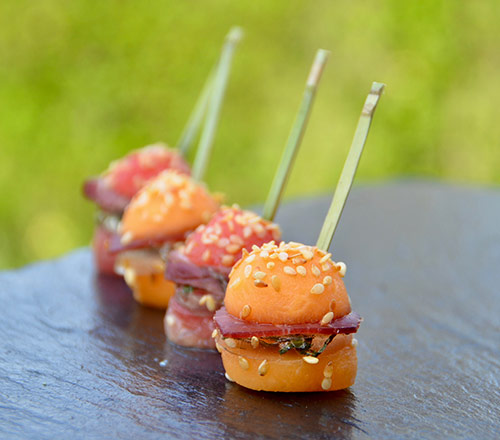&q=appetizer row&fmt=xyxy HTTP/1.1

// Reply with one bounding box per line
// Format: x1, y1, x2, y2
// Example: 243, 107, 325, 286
83, 33, 385, 392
